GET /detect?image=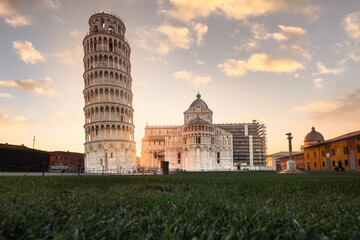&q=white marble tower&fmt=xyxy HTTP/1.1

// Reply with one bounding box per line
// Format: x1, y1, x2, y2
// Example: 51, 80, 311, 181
83, 12, 136, 173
